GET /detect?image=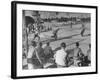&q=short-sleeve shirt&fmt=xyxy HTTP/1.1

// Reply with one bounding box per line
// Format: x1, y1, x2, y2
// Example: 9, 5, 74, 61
27, 46, 36, 59
55, 48, 67, 66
